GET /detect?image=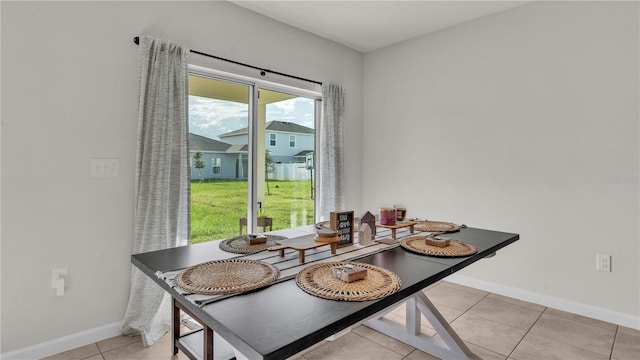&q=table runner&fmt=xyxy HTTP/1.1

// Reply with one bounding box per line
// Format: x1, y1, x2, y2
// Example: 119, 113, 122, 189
156, 226, 443, 307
